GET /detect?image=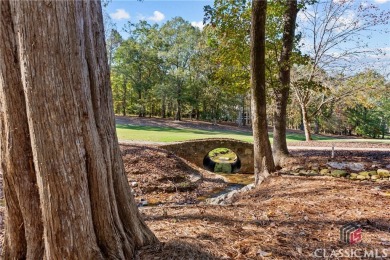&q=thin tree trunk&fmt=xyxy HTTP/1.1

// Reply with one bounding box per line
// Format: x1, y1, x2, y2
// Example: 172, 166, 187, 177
273, 87, 289, 165
314, 118, 320, 134
202, 101, 207, 120
138, 90, 144, 117
161, 96, 166, 118
122, 80, 127, 116
213, 107, 217, 125
175, 98, 182, 121
175, 83, 182, 121
241, 96, 246, 126
299, 107, 304, 130
168, 101, 173, 118
0, 1, 157, 258
250, 0, 275, 186
301, 104, 312, 141
272, 0, 298, 167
